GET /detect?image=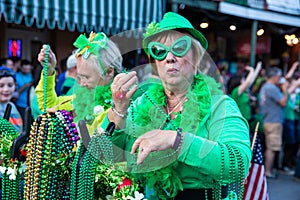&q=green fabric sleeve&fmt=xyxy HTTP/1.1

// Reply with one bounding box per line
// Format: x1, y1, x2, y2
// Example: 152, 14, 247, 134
35, 72, 74, 111
178, 95, 252, 186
